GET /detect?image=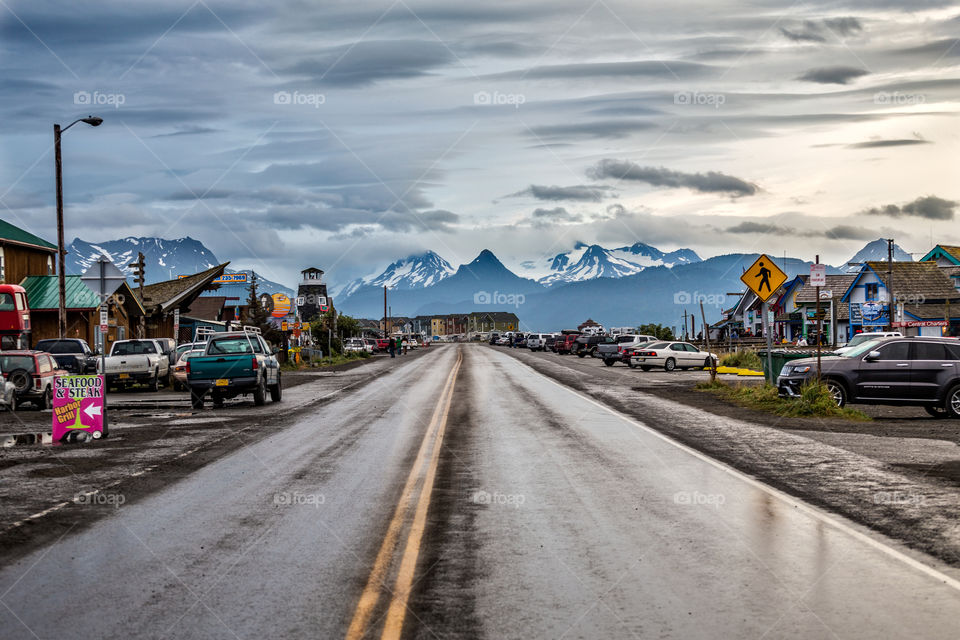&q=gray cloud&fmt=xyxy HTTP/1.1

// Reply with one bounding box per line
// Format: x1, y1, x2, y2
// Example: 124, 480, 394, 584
864, 195, 957, 220
588, 159, 758, 197
502, 60, 715, 81
726, 221, 791, 234
508, 184, 617, 202
780, 17, 863, 43
530, 120, 657, 140
847, 139, 931, 149
532, 207, 580, 221
780, 23, 827, 43
282, 40, 453, 87
821, 225, 876, 241
798, 66, 869, 85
